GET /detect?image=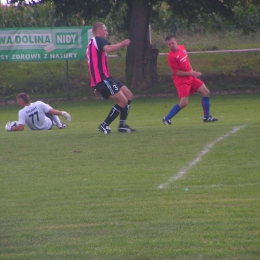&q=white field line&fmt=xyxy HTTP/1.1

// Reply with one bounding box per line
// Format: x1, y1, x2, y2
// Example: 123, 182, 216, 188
157, 125, 246, 190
